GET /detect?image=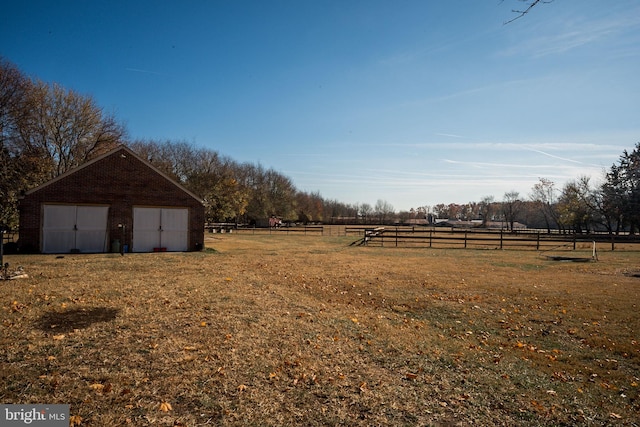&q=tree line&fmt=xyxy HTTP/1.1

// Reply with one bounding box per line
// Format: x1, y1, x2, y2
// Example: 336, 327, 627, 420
0, 58, 378, 228
423, 148, 640, 235
2, 57, 638, 233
